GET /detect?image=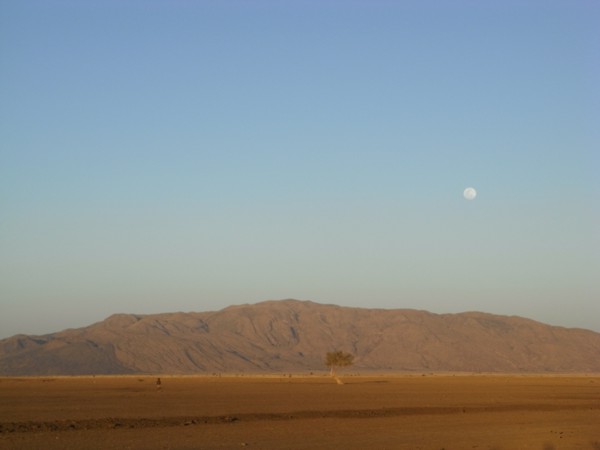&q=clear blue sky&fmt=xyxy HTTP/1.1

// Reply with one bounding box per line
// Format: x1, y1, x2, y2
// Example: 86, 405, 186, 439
1, 1, 598, 338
